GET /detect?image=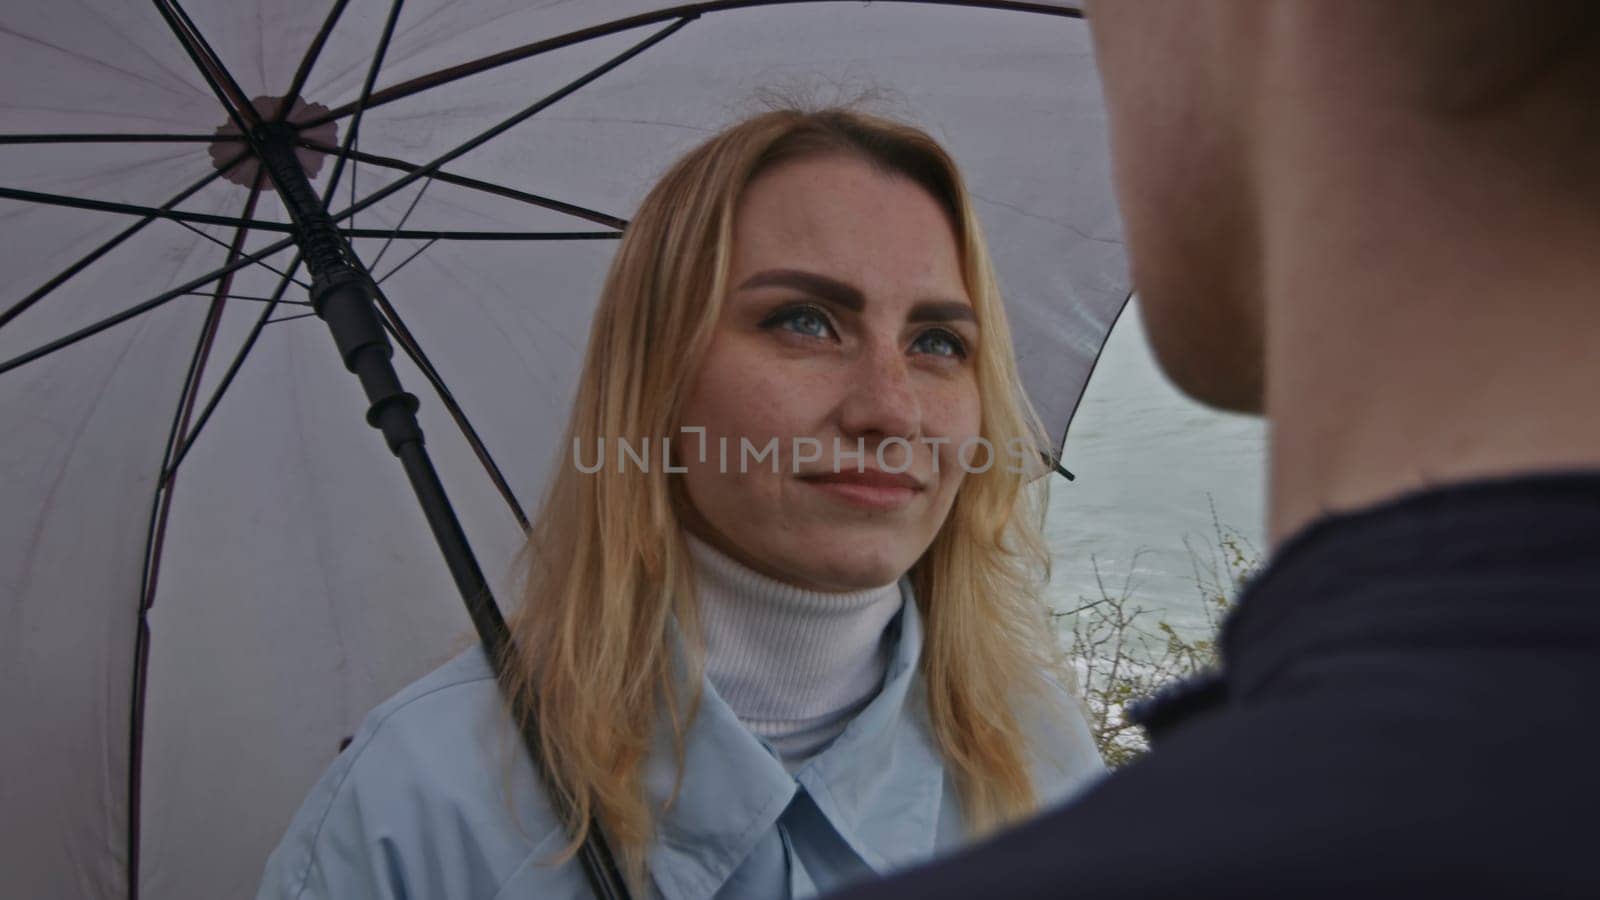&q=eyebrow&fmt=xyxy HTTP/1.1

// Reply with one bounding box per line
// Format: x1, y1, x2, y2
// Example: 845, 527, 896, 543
736, 268, 977, 325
